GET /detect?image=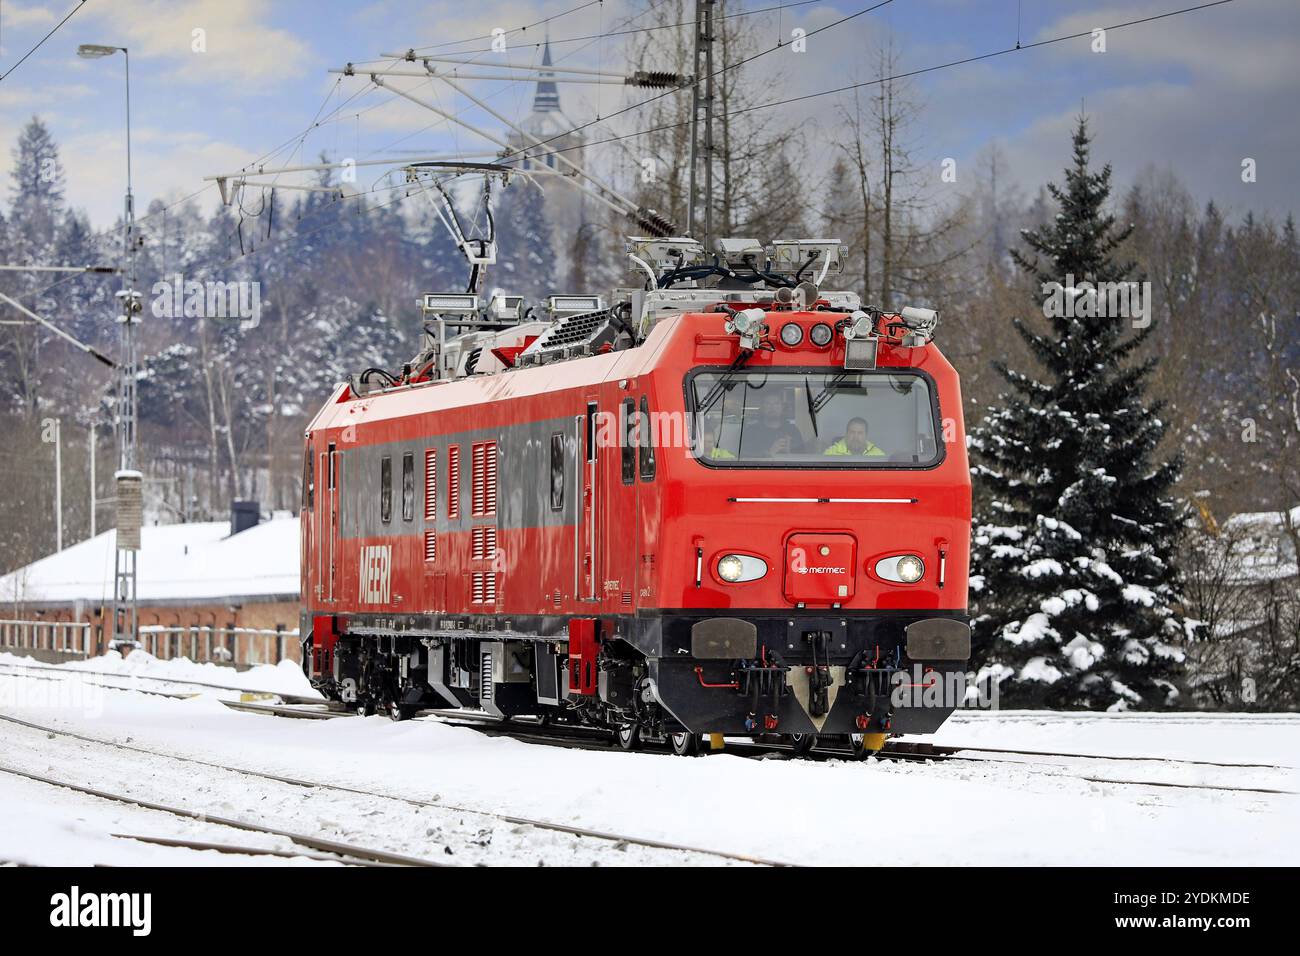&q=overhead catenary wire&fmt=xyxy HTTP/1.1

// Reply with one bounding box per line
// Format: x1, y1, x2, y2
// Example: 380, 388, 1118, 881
490, 0, 896, 168
490, 0, 1240, 167
8, 0, 1236, 317
0, 0, 88, 83
380, 0, 827, 60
